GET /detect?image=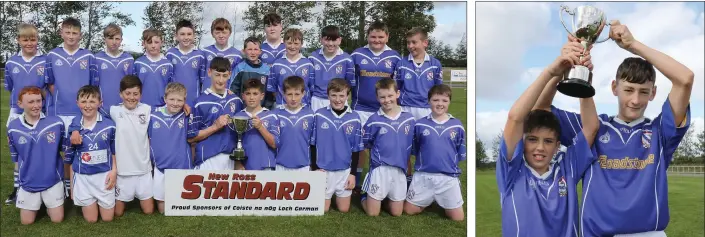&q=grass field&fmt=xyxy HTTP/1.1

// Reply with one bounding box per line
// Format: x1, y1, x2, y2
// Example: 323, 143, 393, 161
475, 171, 705, 236
0, 81, 468, 236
